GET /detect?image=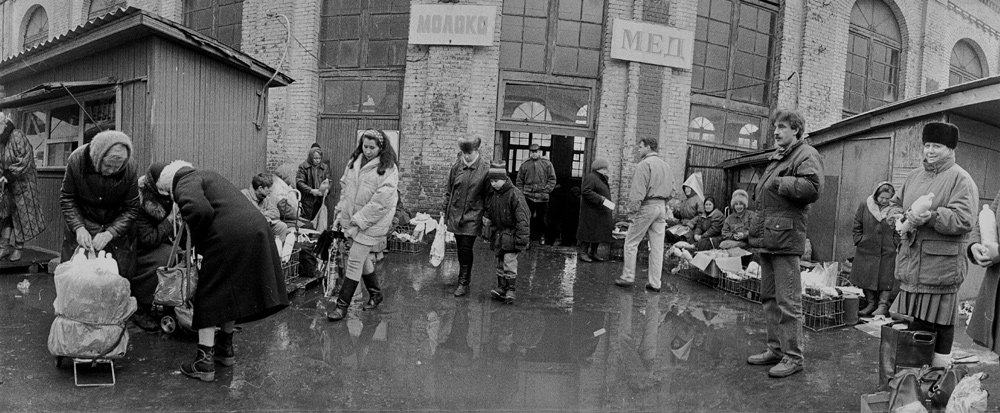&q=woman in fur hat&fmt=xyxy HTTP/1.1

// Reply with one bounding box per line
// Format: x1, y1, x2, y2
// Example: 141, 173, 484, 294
146, 160, 289, 382
59, 130, 140, 278
849, 182, 899, 317
718, 189, 755, 250
576, 158, 614, 262
0, 111, 44, 262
